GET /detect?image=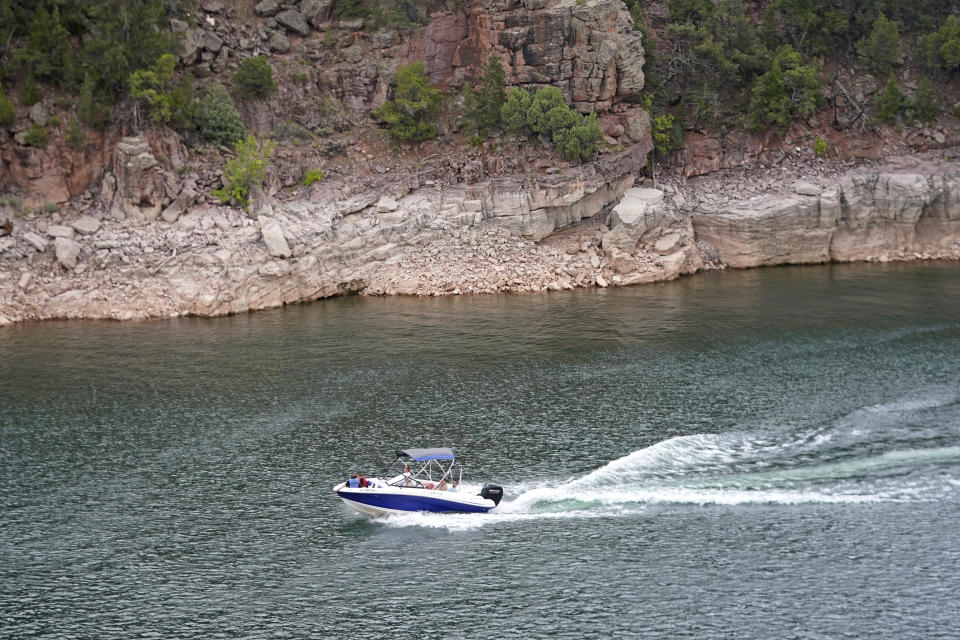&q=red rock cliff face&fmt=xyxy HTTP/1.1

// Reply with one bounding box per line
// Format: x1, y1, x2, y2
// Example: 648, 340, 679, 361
320, 0, 645, 114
